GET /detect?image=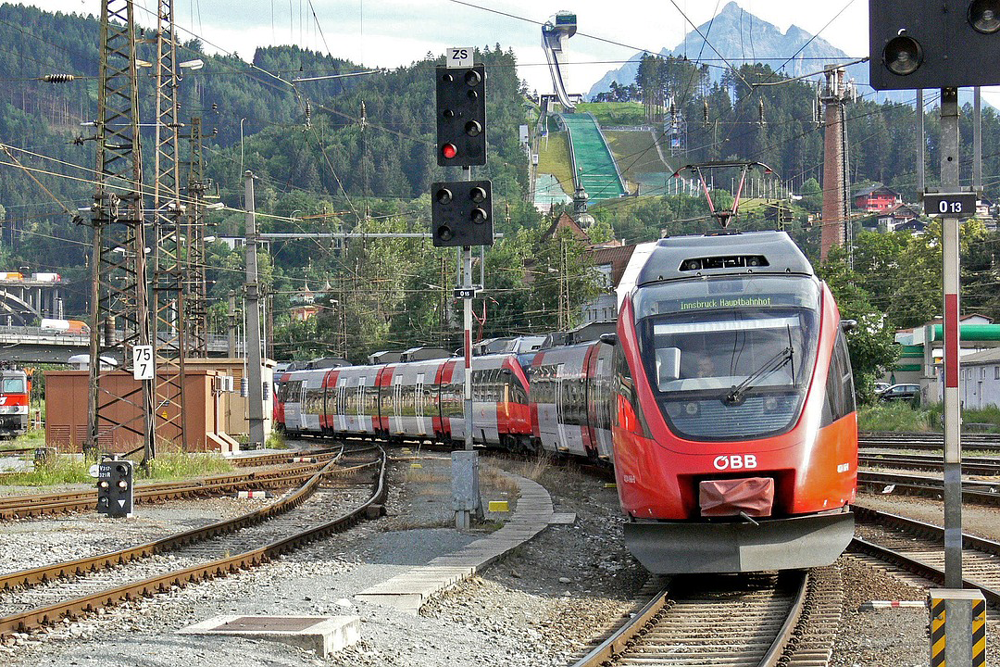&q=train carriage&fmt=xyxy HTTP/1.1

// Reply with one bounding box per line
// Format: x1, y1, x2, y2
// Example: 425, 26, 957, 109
328, 365, 382, 436
530, 343, 594, 457
284, 369, 327, 436
378, 359, 447, 440
440, 354, 531, 447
